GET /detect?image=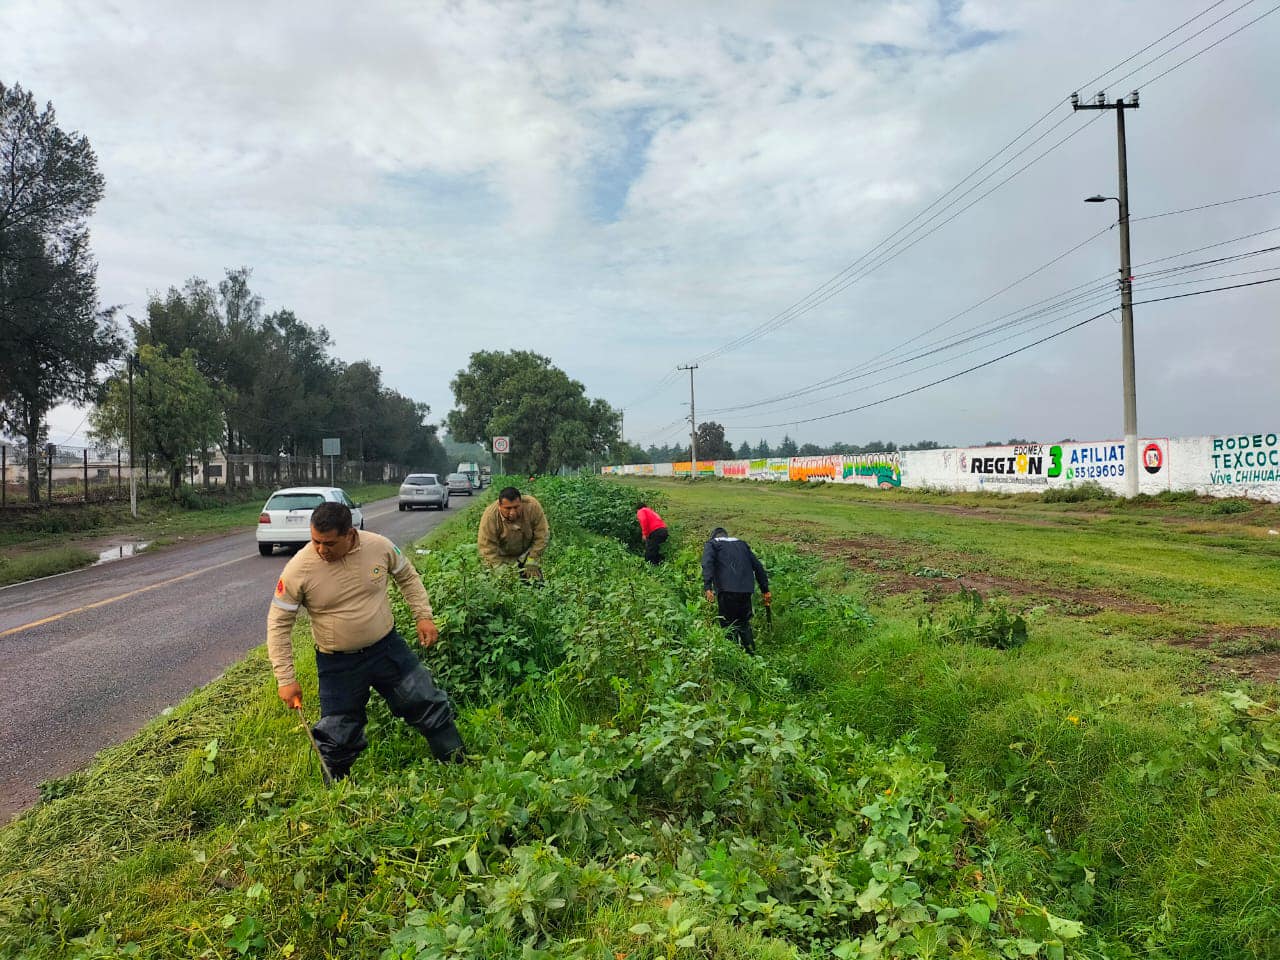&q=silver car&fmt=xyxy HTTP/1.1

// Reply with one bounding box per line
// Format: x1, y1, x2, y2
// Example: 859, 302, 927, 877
399, 473, 449, 511
445, 472, 474, 496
